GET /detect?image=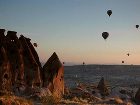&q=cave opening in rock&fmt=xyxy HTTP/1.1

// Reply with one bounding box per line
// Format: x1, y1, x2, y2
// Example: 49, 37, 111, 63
4, 74, 8, 79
